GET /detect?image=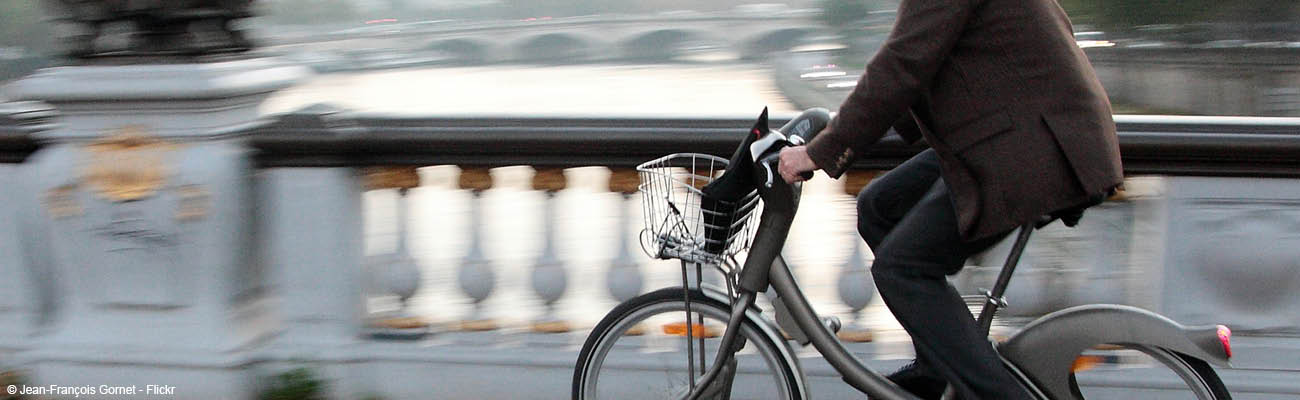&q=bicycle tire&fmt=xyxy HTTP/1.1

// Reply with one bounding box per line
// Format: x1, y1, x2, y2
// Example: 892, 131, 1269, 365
1067, 344, 1232, 400
573, 288, 802, 400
